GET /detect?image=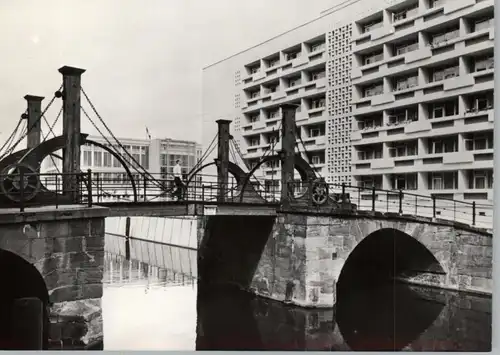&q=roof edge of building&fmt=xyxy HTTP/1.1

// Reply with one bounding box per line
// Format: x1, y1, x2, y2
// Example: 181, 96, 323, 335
202, 0, 367, 70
